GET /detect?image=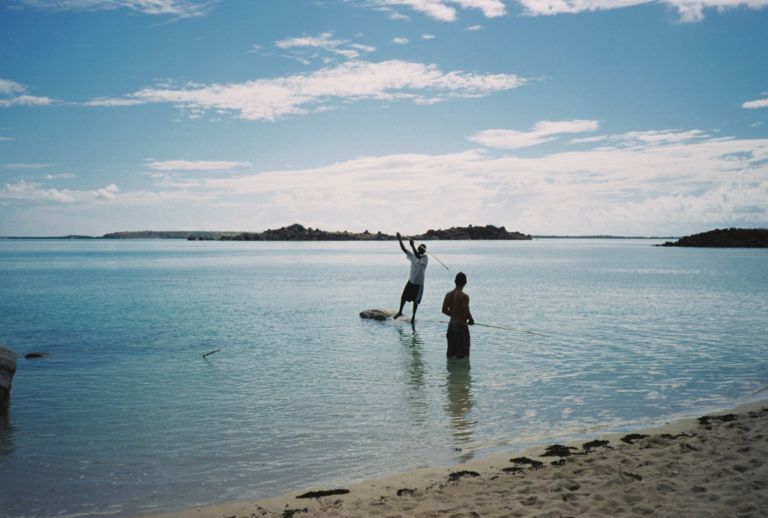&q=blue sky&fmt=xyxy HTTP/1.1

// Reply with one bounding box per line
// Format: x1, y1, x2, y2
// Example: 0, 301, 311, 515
1, 0, 767, 236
